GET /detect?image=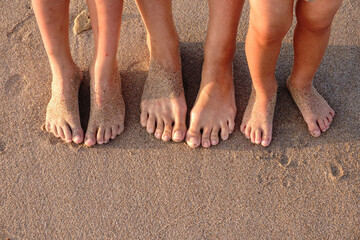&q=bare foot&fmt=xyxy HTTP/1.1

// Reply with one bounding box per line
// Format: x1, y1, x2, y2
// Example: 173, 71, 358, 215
240, 87, 277, 147
186, 63, 236, 148
287, 78, 335, 137
140, 38, 187, 142
45, 66, 84, 144
84, 64, 125, 147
